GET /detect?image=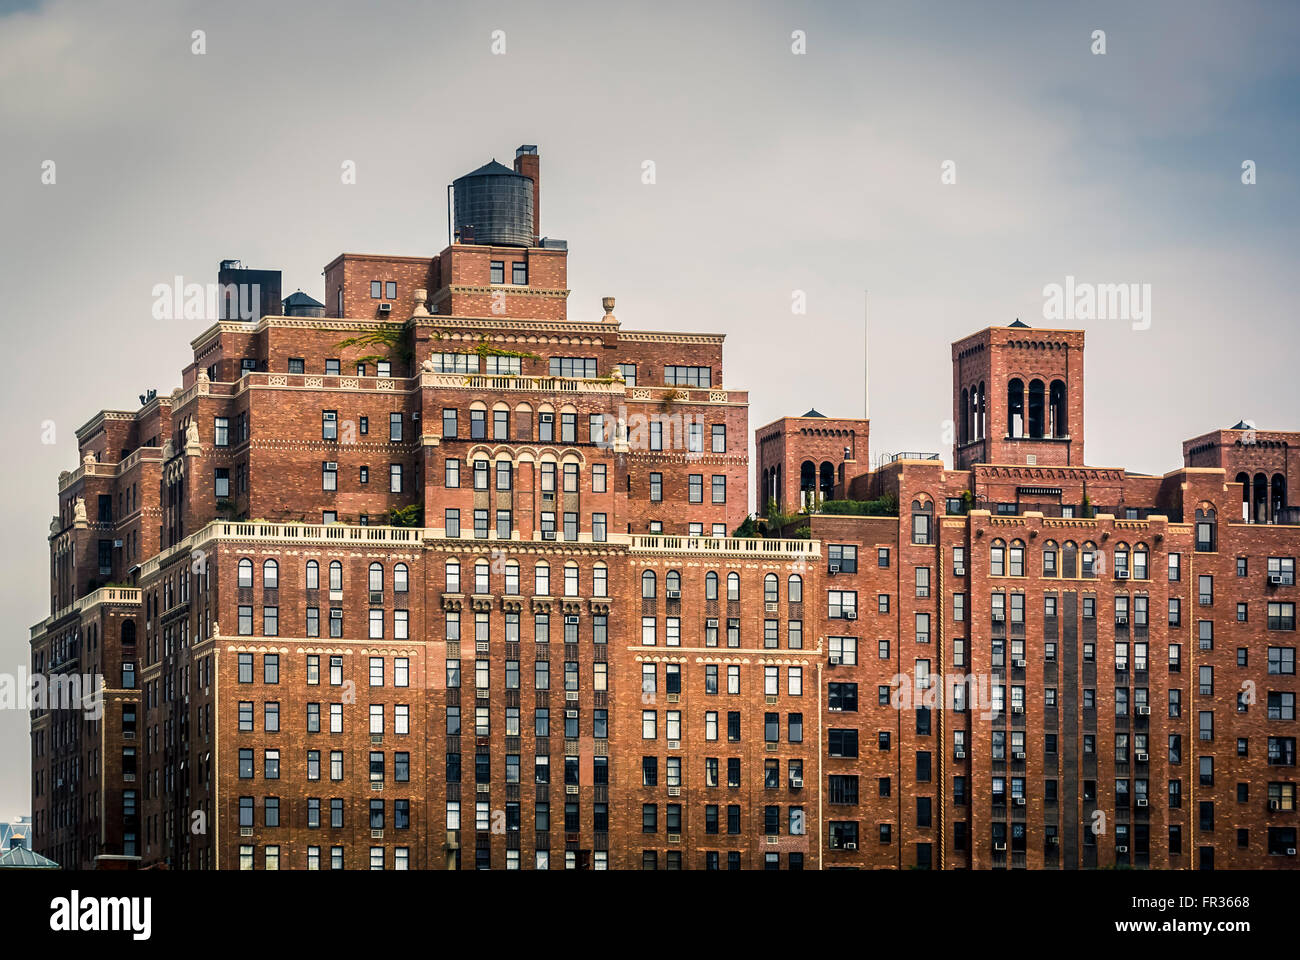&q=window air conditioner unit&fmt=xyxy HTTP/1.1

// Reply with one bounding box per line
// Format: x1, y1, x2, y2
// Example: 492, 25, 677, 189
667, 740, 681, 750
1015, 797, 1026, 805
954, 567, 966, 576
477, 783, 490, 794
790, 777, 803, 789
1116, 845, 1128, 854
371, 829, 384, 839
542, 531, 556, 540
992, 613, 1005, 622
843, 842, 857, 851
1270, 575, 1284, 585
475, 642, 489, 653
378, 302, 392, 313
829, 564, 840, 574
1269, 799, 1281, 810
1137, 798, 1148, 807
370, 591, 383, 604
668, 786, 681, 797
828, 656, 841, 666
954, 750, 965, 760
1288, 848, 1298, 856
845, 610, 857, 620
541, 413, 553, 423
411, 411, 420, 421
241, 826, 253, 837
994, 842, 1006, 851
765, 602, 778, 613
1012, 705, 1024, 714
1013, 659, 1026, 668
1117, 570, 1130, 579
1014, 751, 1026, 760
114, 539, 123, 548
1137, 705, 1150, 715
564, 615, 579, 625
565, 691, 579, 701
565, 785, 578, 795
1049, 836, 1059, 846
1116, 616, 1128, 625
667, 590, 682, 600
1136, 752, 1148, 762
